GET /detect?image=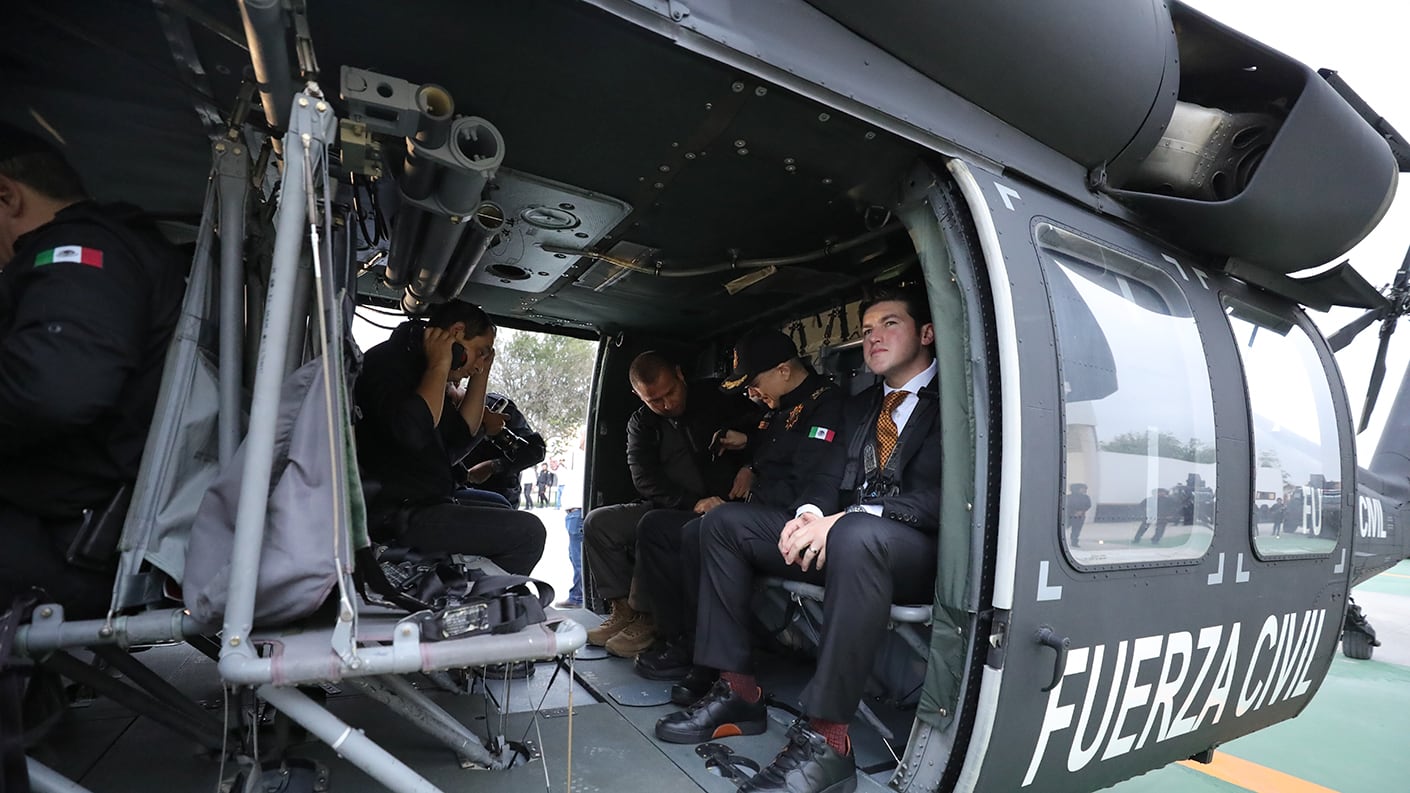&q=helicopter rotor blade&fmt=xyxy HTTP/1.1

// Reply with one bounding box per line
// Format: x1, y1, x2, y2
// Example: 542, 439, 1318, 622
1358, 322, 1396, 433
1328, 307, 1386, 351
